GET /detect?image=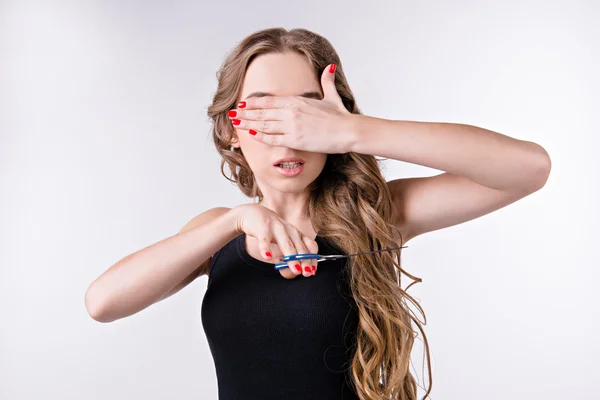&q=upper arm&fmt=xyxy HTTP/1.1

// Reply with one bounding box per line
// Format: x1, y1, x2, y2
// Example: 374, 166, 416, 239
157, 207, 232, 302
387, 172, 543, 244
